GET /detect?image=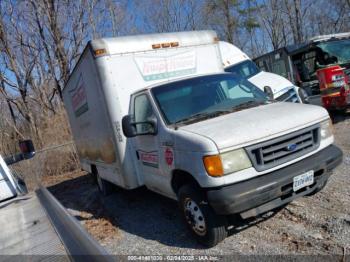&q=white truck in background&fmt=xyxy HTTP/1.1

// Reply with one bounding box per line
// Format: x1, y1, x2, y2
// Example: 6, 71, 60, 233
0, 140, 34, 202
219, 41, 309, 103
63, 30, 342, 247
0, 155, 19, 202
